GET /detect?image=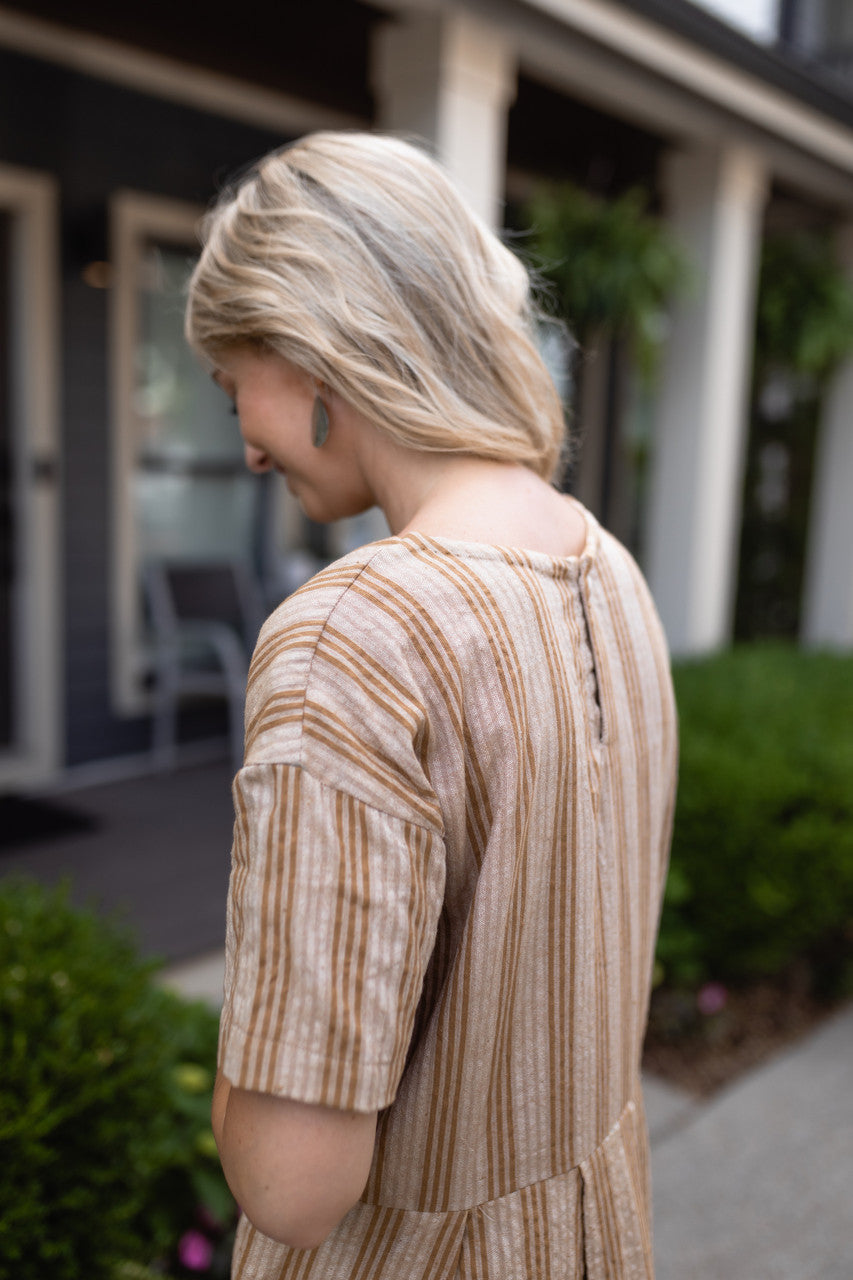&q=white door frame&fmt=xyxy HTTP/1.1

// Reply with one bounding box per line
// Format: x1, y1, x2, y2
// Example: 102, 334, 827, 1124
0, 163, 61, 789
